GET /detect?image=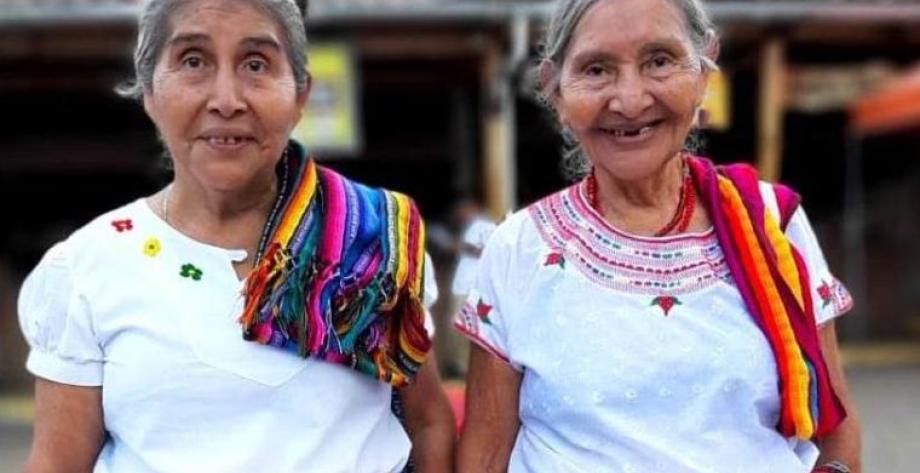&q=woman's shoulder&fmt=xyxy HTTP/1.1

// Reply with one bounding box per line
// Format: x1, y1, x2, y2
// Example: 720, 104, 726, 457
484, 206, 538, 250
483, 184, 578, 251
70, 198, 147, 241
43, 198, 149, 271
16, 201, 144, 385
